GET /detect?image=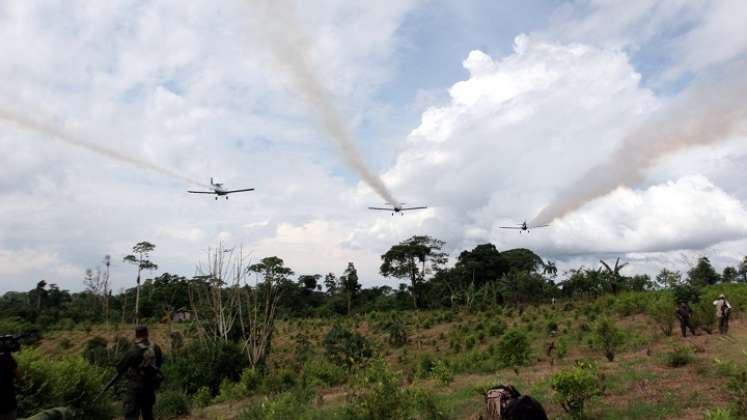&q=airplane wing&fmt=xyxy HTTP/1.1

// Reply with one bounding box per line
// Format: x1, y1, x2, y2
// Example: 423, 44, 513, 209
188, 191, 217, 194
368, 207, 394, 211
499, 226, 523, 229
529, 224, 550, 228
224, 188, 255, 194
401, 206, 427, 211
